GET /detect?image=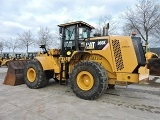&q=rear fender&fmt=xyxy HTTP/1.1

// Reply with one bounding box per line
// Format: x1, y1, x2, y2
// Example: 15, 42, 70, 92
69, 52, 116, 84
